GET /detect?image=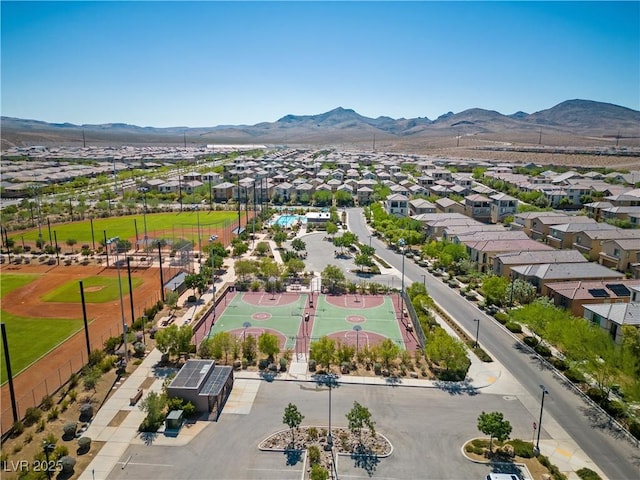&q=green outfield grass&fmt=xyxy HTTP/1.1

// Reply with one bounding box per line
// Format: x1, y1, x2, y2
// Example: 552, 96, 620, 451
14, 211, 237, 244
0, 273, 41, 297
40, 276, 143, 303
1, 274, 83, 384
